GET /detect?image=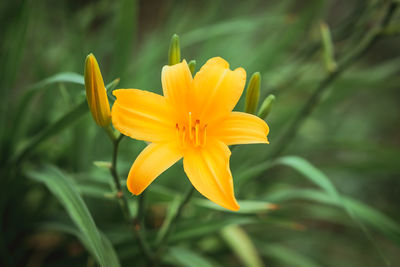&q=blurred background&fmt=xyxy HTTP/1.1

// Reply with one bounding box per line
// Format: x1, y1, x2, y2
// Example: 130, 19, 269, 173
1, 0, 400, 266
